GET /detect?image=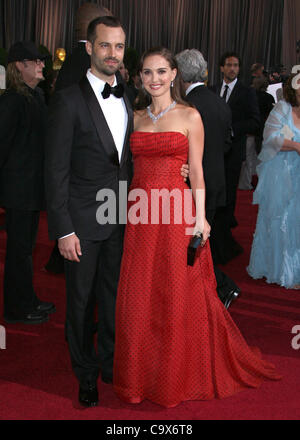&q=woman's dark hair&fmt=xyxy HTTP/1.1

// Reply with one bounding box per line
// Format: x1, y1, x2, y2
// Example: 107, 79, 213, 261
134, 47, 189, 110
87, 16, 125, 44
283, 73, 300, 107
